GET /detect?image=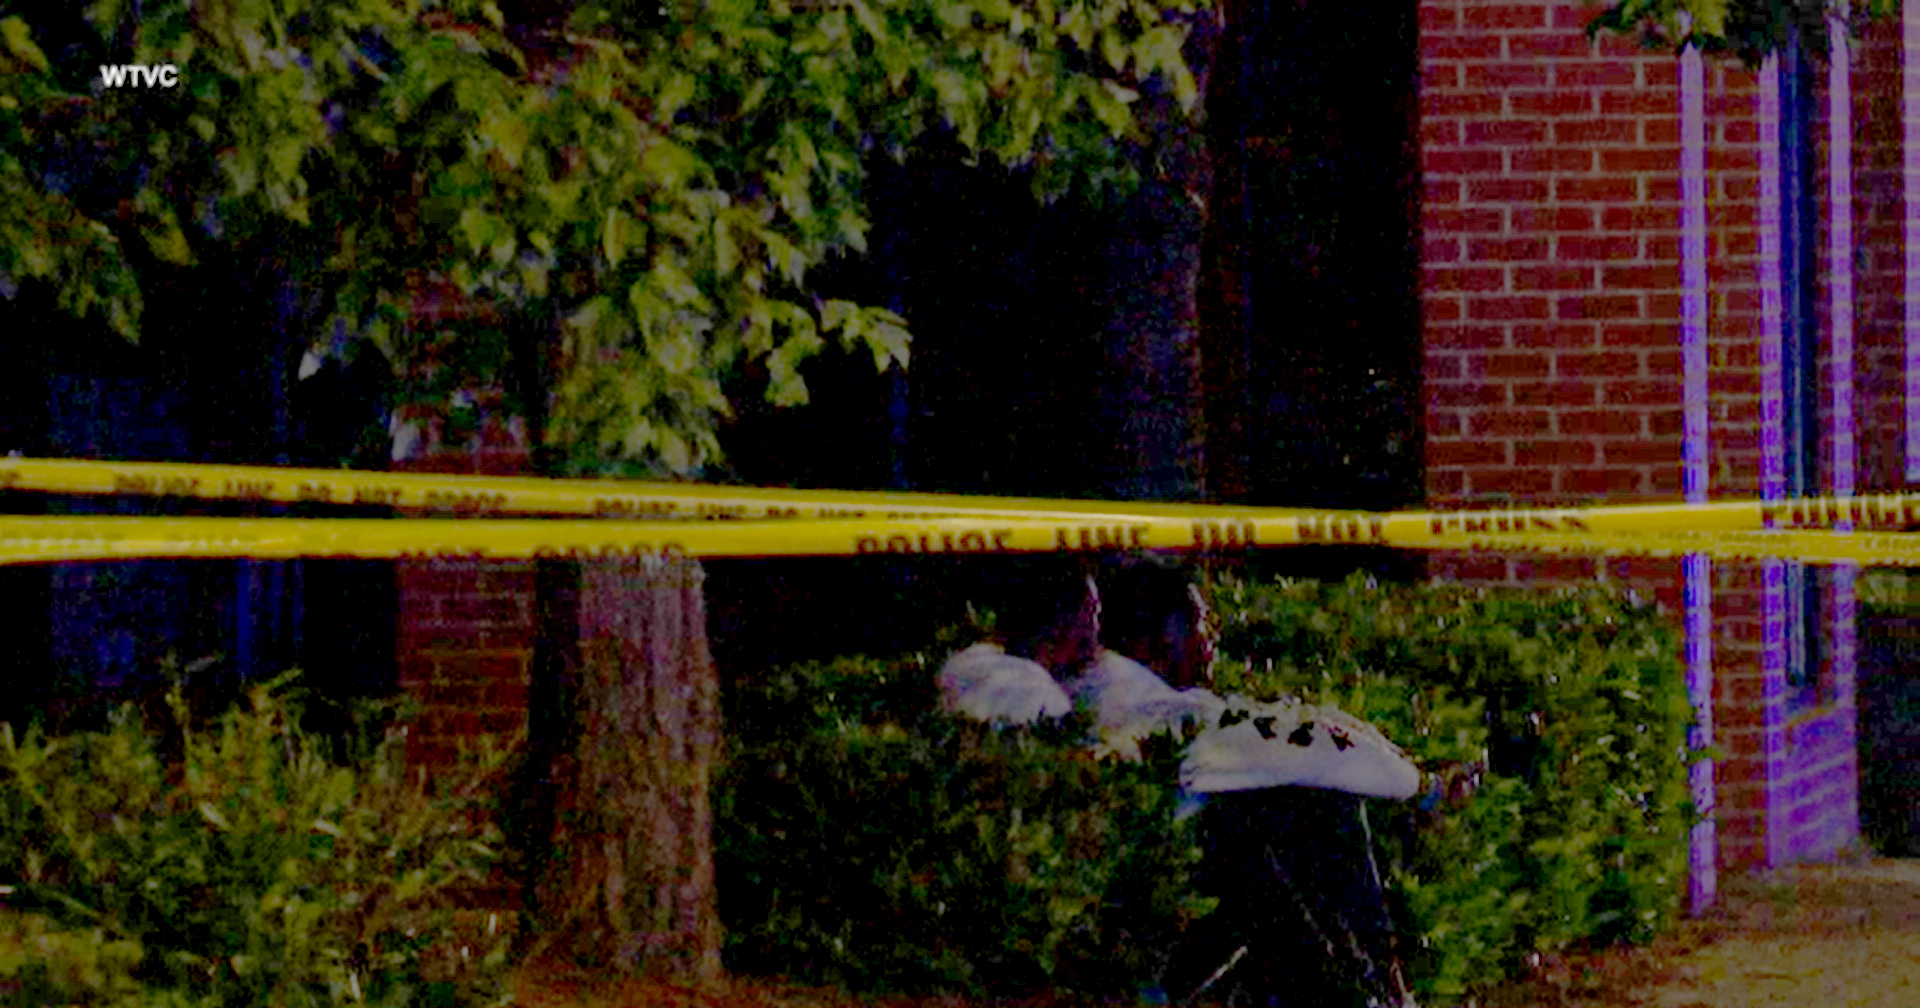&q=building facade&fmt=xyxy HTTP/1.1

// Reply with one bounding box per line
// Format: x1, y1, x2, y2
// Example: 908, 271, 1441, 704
1419, 0, 1914, 906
